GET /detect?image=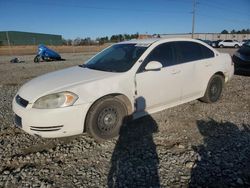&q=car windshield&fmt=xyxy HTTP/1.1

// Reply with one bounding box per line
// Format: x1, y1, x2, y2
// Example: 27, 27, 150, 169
244, 41, 250, 47
82, 44, 147, 72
